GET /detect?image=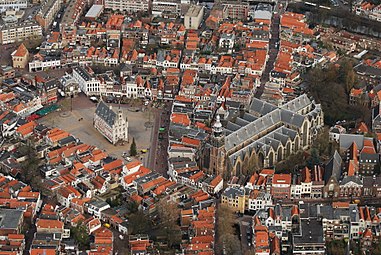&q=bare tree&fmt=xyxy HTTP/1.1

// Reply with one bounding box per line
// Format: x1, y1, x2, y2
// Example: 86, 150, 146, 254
156, 199, 181, 248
